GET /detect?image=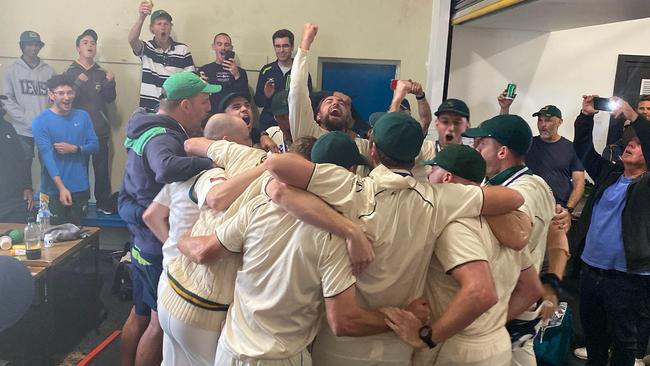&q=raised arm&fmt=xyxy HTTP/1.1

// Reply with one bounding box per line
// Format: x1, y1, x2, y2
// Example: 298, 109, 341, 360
480, 186, 524, 215
289, 23, 323, 140
573, 95, 611, 179
264, 152, 315, 189
128, 1, 151, 56
411, 81, 432, 133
